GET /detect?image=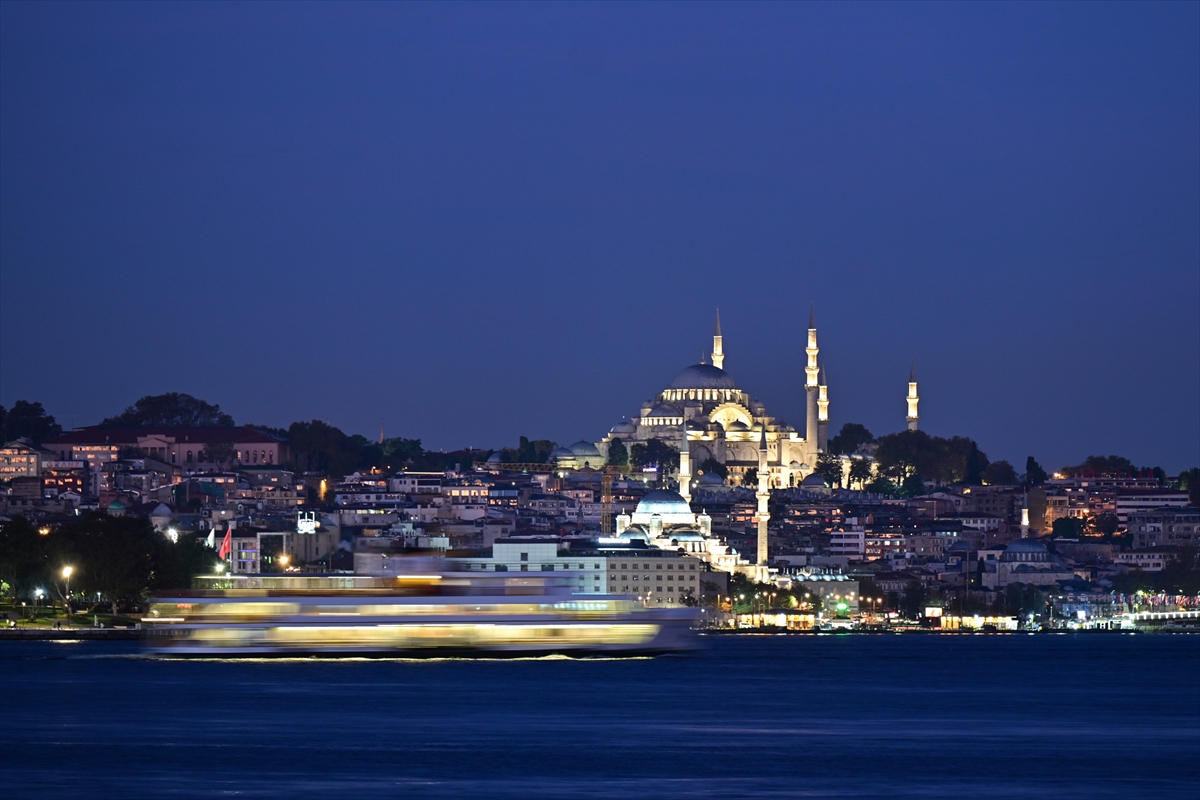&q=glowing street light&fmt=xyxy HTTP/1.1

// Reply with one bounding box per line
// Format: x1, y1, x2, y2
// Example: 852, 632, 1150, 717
62, 566, 74, 618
